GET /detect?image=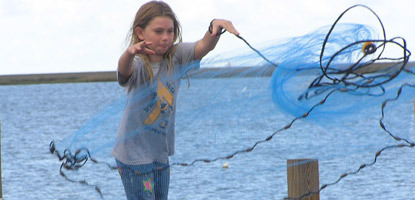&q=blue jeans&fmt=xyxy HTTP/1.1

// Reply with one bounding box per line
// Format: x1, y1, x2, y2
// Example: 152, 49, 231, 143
116, 159, 170, 200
